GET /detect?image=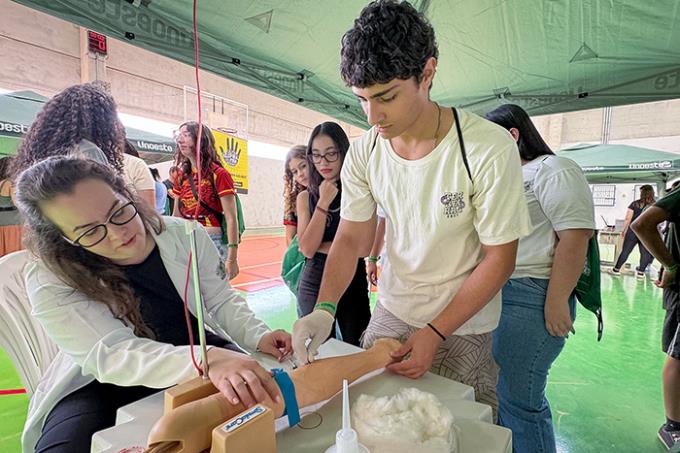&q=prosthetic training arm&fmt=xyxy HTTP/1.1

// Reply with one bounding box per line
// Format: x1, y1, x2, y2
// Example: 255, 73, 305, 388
144, 338, 400, 453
